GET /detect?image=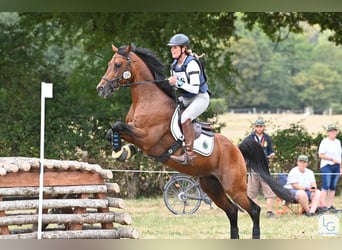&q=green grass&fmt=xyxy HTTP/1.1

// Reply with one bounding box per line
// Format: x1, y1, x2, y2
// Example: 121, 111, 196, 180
123, 196, 342, 239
